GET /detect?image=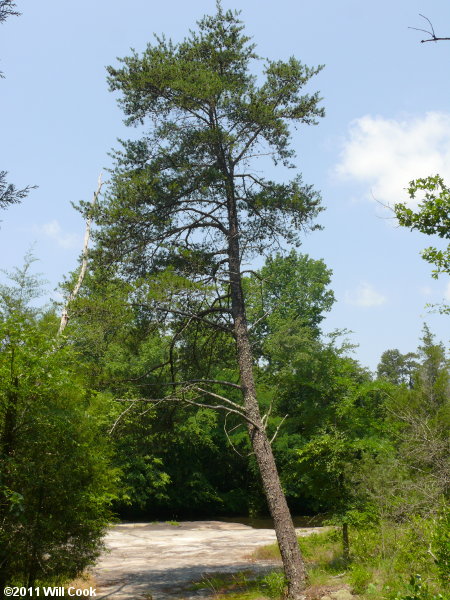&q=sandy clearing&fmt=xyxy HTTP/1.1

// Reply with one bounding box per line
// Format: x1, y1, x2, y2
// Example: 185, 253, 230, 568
94, 521, 323, 600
